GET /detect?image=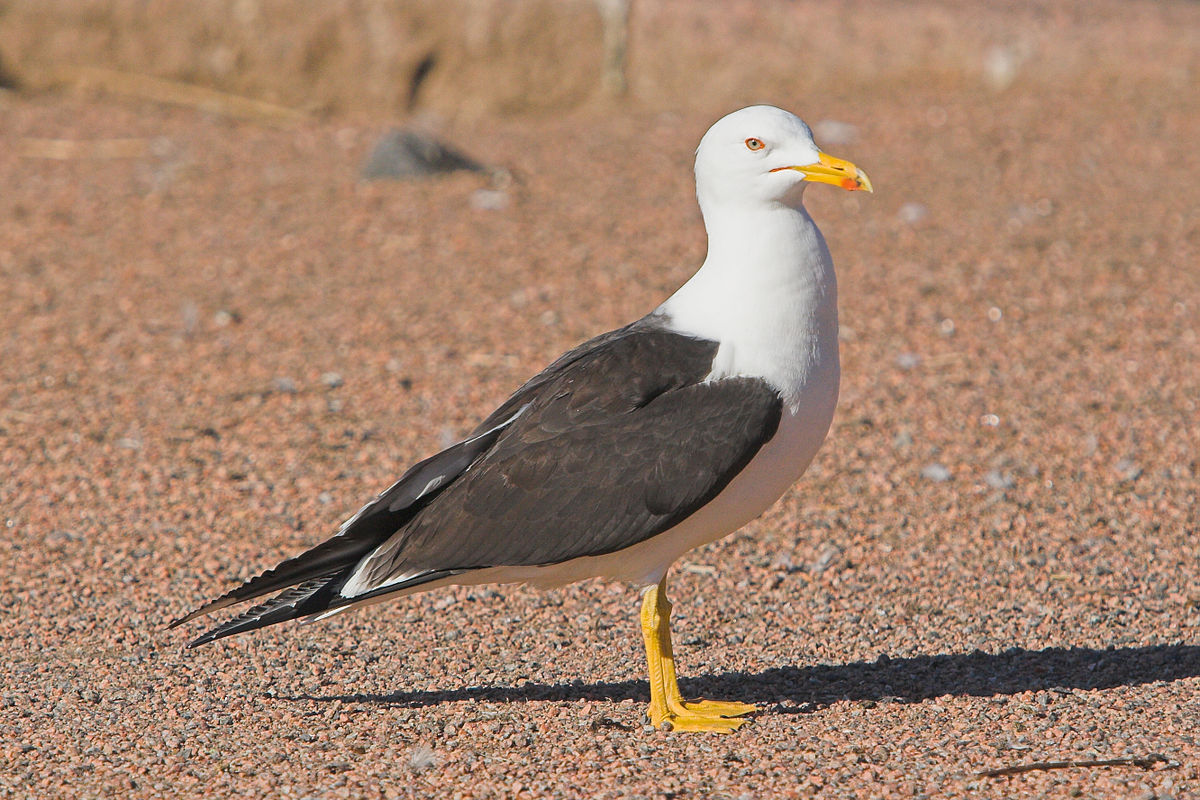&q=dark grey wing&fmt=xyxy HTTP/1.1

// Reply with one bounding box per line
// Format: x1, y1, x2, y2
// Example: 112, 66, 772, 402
342, 330, 783, 591
176, 319, 782, 646
171, 320, 666, 639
